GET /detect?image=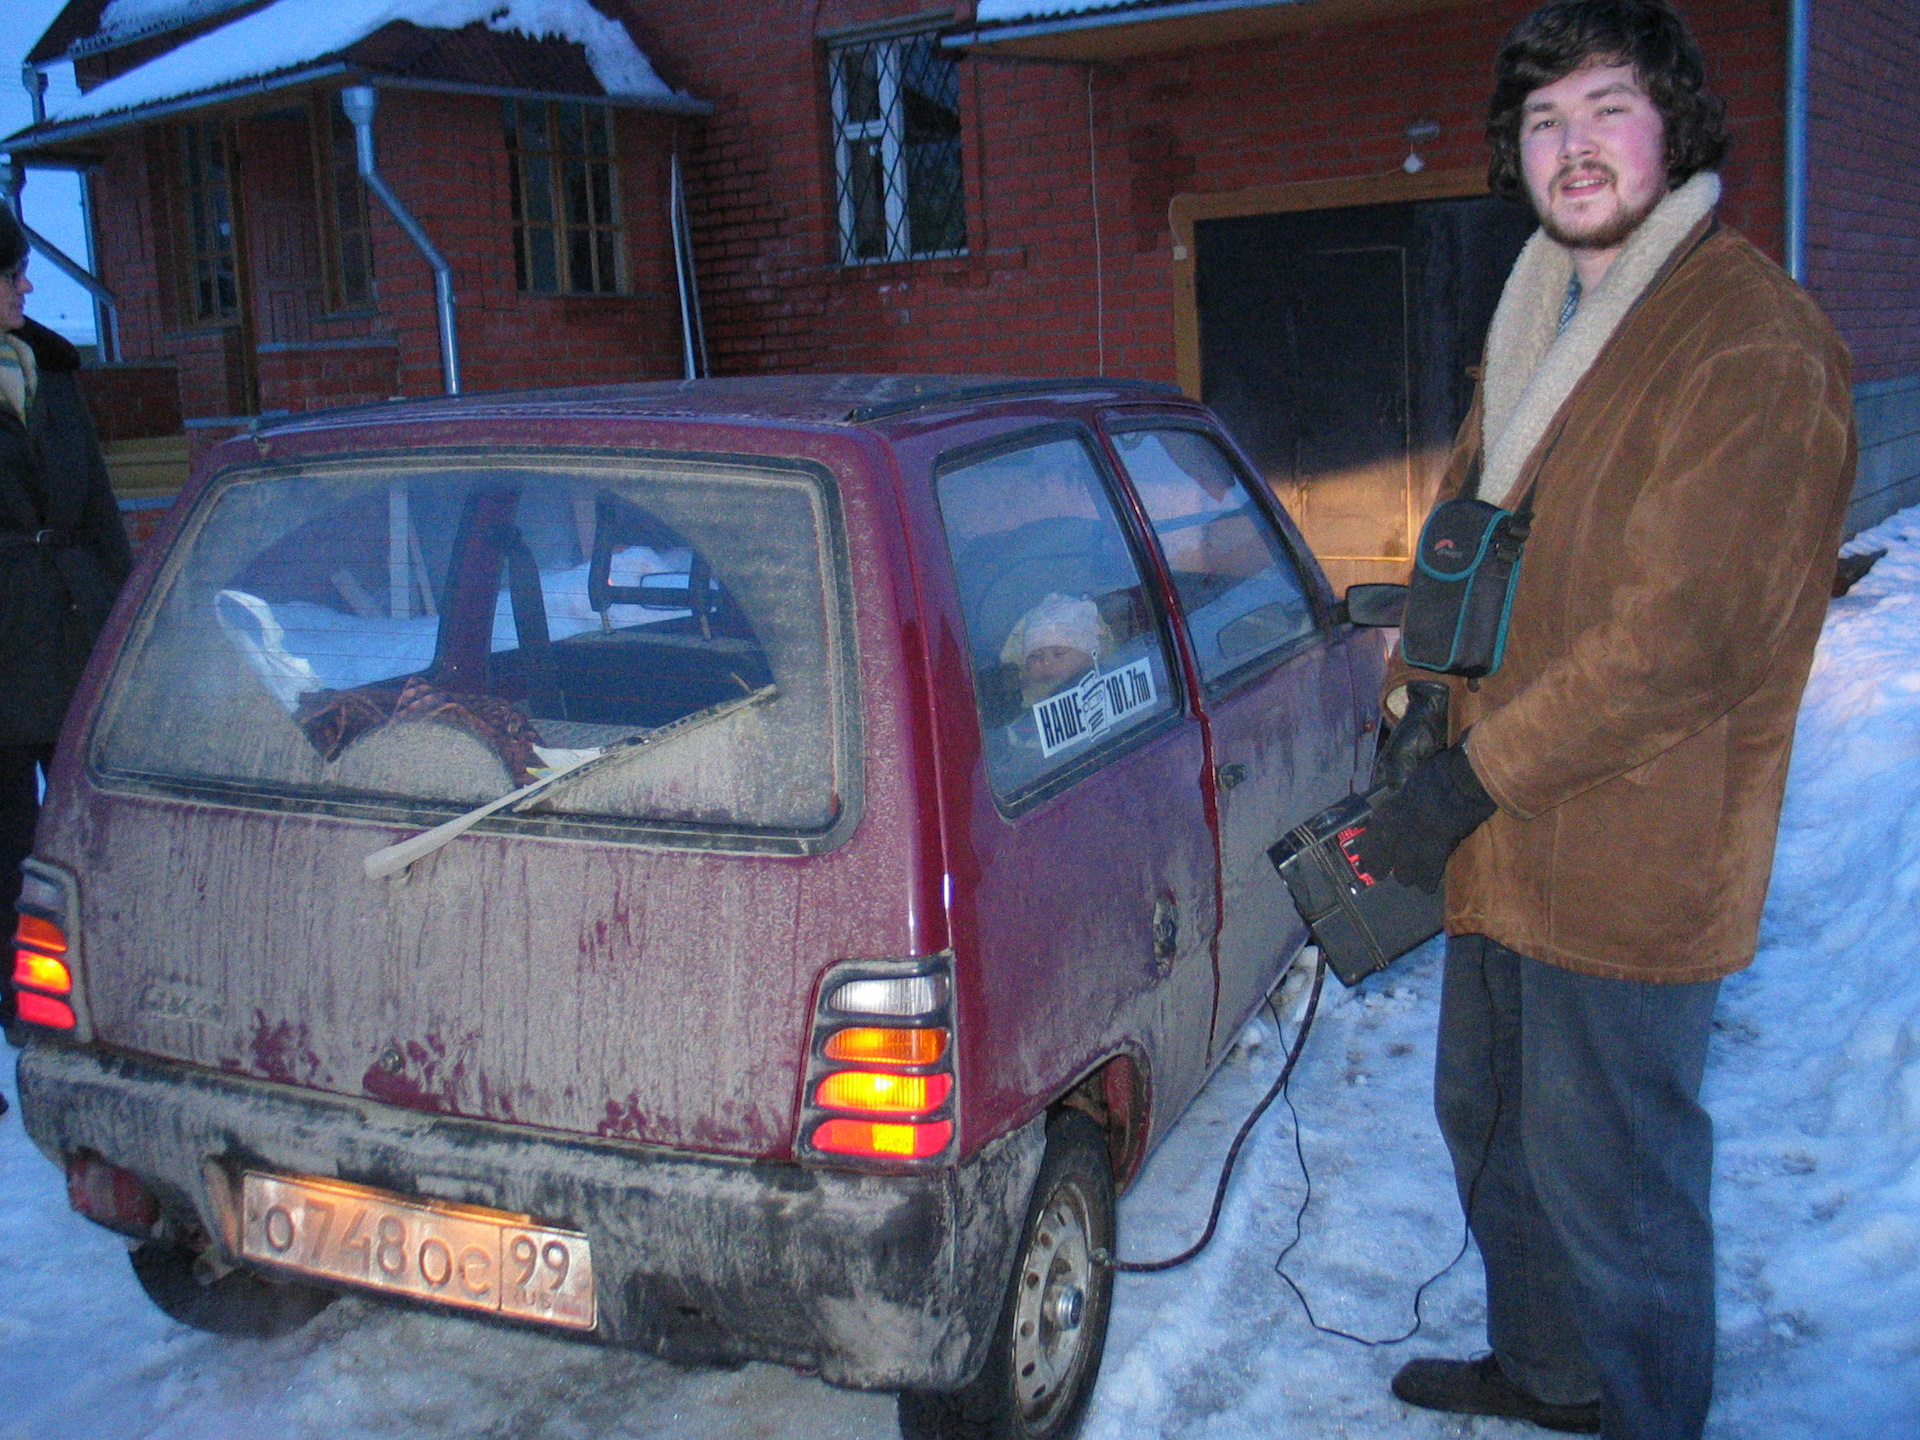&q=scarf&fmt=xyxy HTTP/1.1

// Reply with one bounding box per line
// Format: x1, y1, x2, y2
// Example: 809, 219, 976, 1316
0, 333, 35, 424
1476, 171, 1721, 506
